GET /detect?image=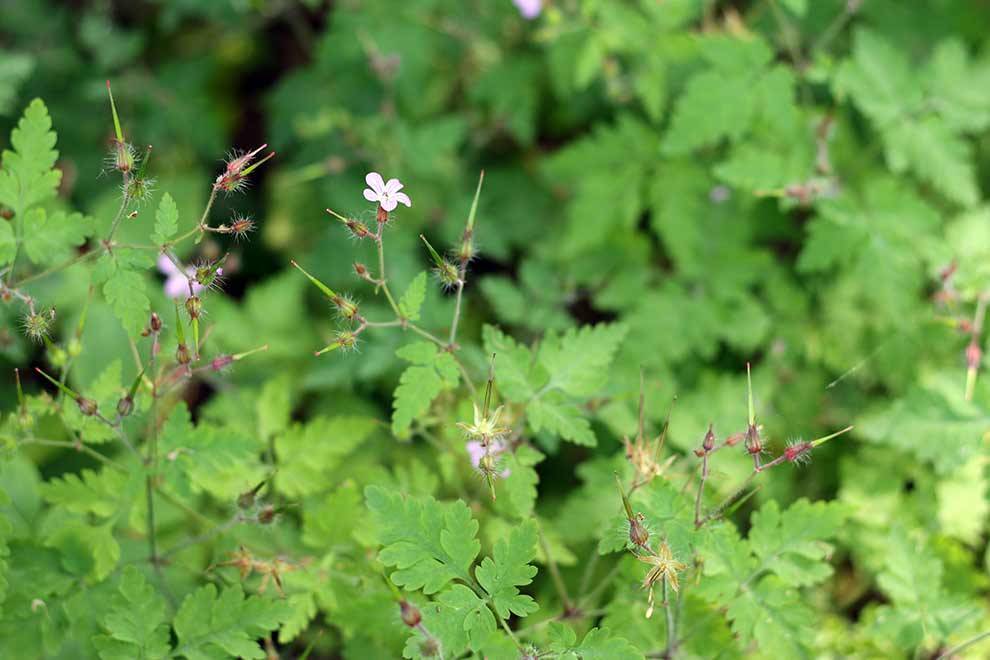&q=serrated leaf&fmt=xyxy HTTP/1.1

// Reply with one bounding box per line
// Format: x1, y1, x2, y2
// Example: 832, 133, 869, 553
748, 499, 846, 586
104, 267, 150, 336
95, 566, 171, 660
476, 520, 538, 618
398, 271, 427, 321
22, 209, 91, 266
365, 485, 480, 594
0, 98, 61, 218
528, 392, 596, 447
152, 192, 178, 245
274, 416, 376, 498
172, 583, 292, 660
392, 344, 459, 436
539, 322, 627, 397
482, 325, 542, 402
